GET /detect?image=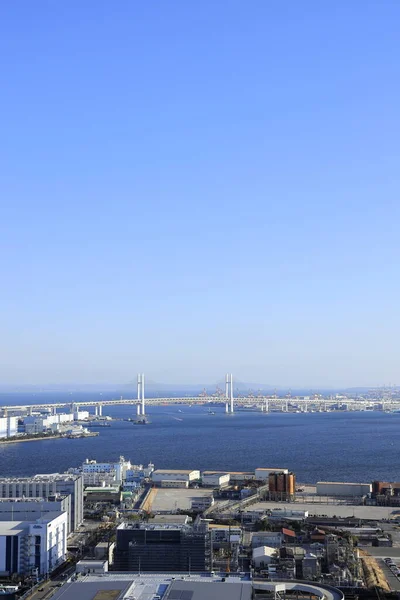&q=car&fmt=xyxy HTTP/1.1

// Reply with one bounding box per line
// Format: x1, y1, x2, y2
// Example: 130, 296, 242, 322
384, 558, 392, 562
38, 588, 44, 592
